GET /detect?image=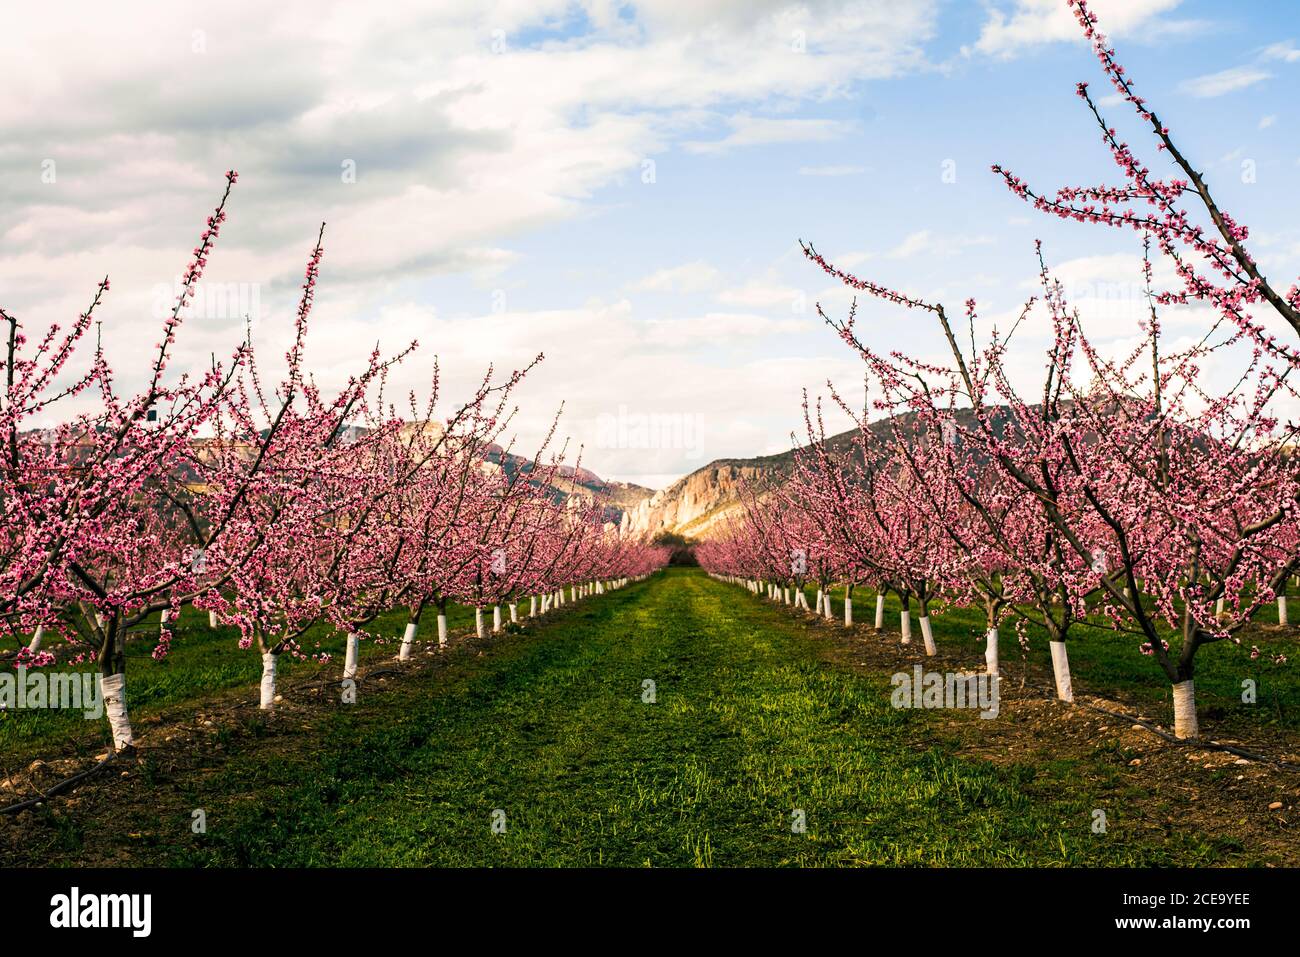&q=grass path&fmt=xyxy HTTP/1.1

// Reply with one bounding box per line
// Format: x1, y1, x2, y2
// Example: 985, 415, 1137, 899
51, 567, 1254, 867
